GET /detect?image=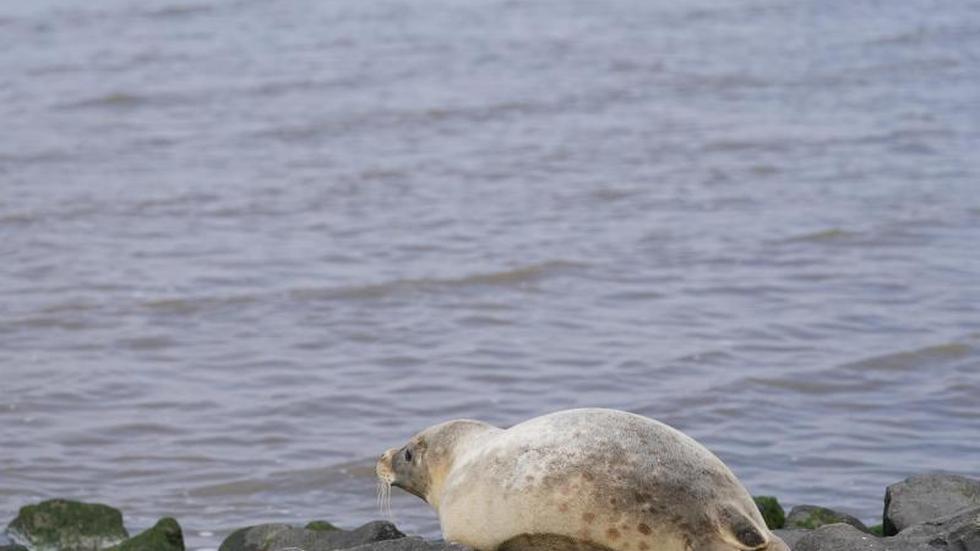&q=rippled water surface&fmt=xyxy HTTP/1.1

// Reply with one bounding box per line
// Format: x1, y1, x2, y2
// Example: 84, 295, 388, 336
3, 0, 980, 548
